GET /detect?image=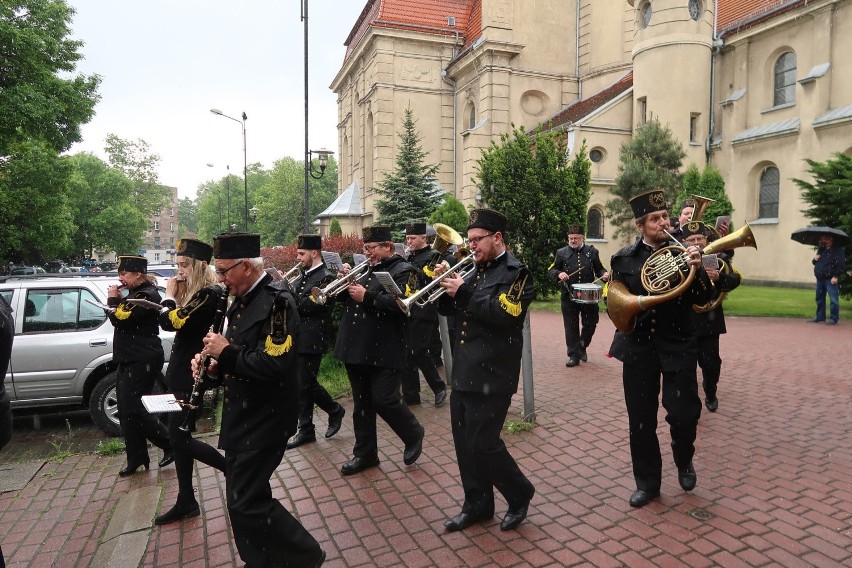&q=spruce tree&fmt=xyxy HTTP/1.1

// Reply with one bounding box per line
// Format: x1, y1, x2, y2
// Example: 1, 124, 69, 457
374, 107, 443, 240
